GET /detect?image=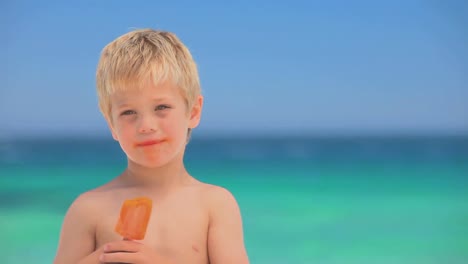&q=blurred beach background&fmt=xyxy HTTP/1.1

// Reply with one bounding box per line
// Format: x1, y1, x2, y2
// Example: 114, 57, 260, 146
1, 1, 467, 263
